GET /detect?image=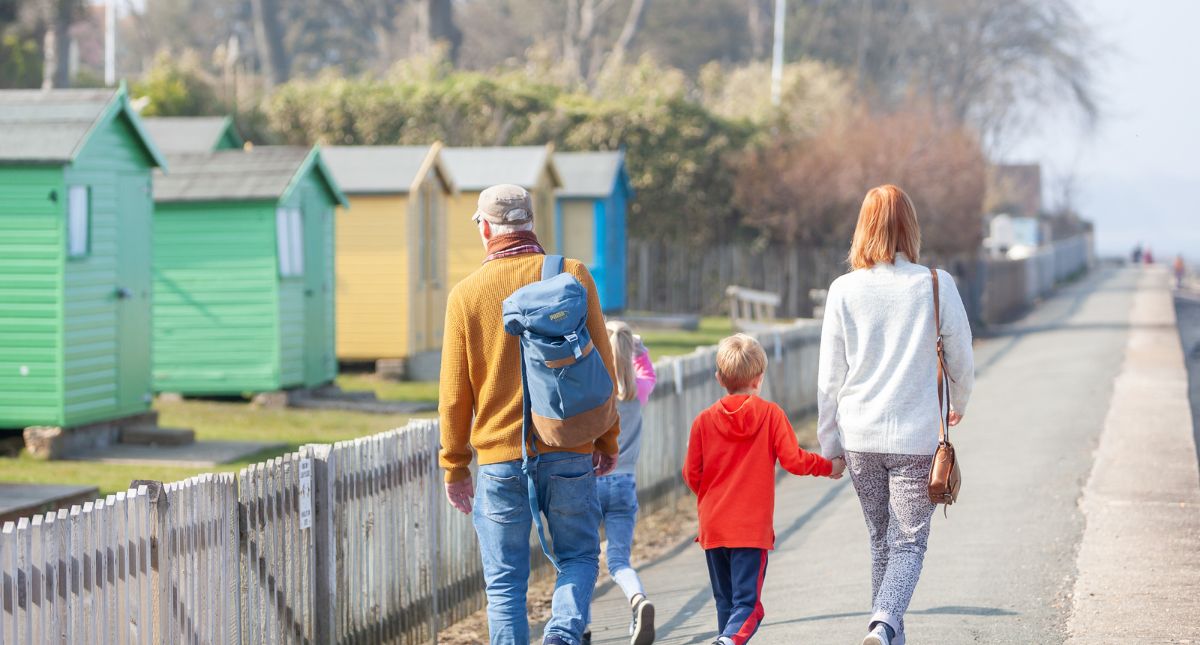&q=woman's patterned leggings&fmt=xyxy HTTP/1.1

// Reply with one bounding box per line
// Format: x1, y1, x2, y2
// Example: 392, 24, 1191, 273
845, 451, 936, 645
